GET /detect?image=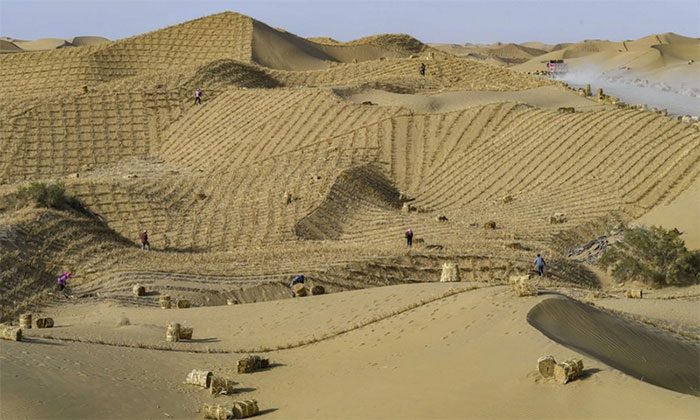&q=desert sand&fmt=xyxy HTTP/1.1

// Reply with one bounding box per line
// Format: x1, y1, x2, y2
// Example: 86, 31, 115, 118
1, 10, 699, 419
